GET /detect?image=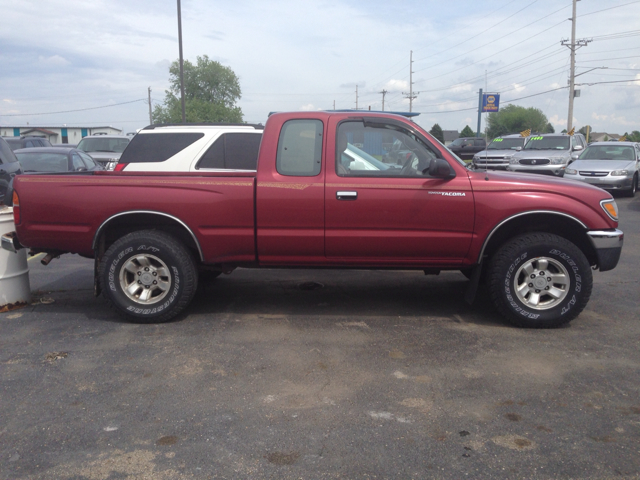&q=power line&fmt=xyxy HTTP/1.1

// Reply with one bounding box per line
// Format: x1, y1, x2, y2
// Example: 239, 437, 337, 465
578, 0, 640, 17
0, 99, 147, 117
